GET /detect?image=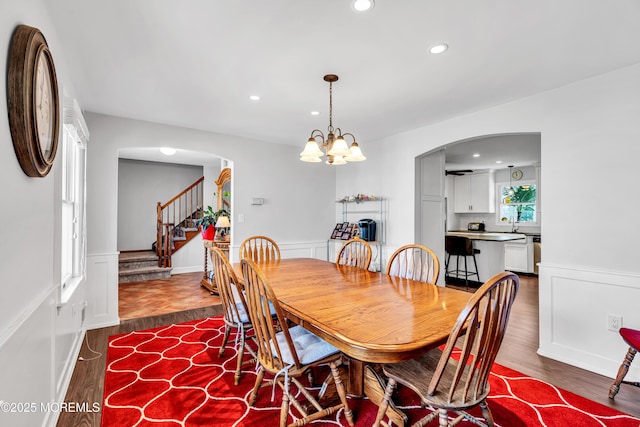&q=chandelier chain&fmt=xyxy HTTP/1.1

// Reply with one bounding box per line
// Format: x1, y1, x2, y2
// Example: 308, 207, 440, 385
328, 80, 334, 132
